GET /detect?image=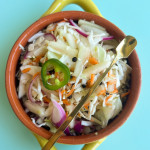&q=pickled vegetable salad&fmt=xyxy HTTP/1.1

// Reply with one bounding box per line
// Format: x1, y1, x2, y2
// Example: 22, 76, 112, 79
18, 19, 131, 135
